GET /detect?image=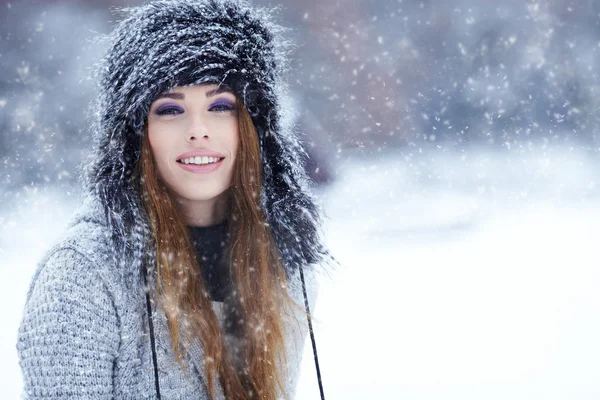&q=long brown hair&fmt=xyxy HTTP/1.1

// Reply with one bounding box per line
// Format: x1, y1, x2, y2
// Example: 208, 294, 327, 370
134, 95, 303, 399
